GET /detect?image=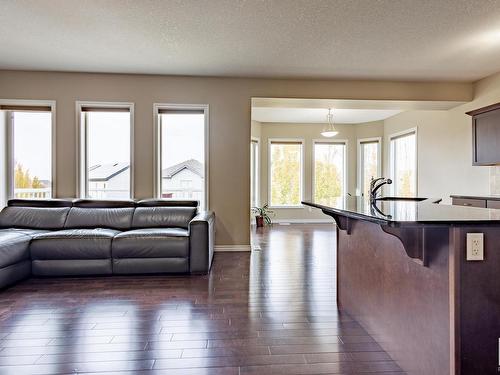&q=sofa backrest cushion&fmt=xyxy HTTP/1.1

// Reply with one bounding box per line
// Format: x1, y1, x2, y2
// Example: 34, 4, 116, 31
64, 207, 134, 230
132, 207, 197, 229
136, 199, 198, 208
72, 199, 136, 208
0, 207, 70, 230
